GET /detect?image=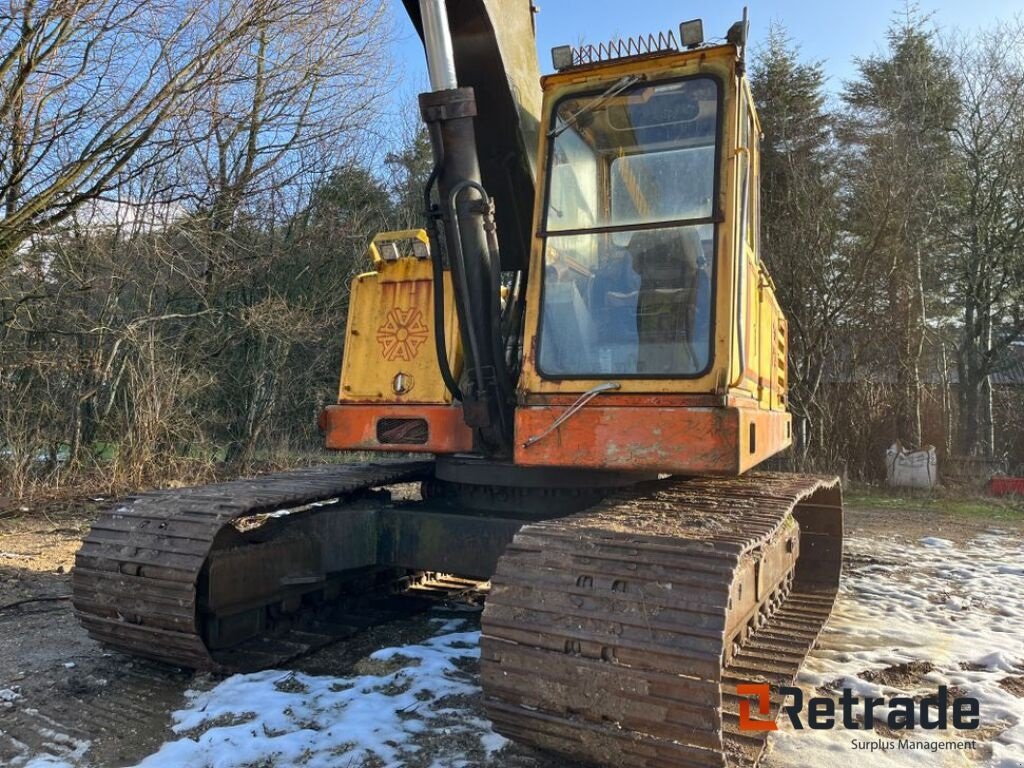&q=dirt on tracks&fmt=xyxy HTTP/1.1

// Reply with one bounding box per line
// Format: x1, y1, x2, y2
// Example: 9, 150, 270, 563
1, 491, 1021, 768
